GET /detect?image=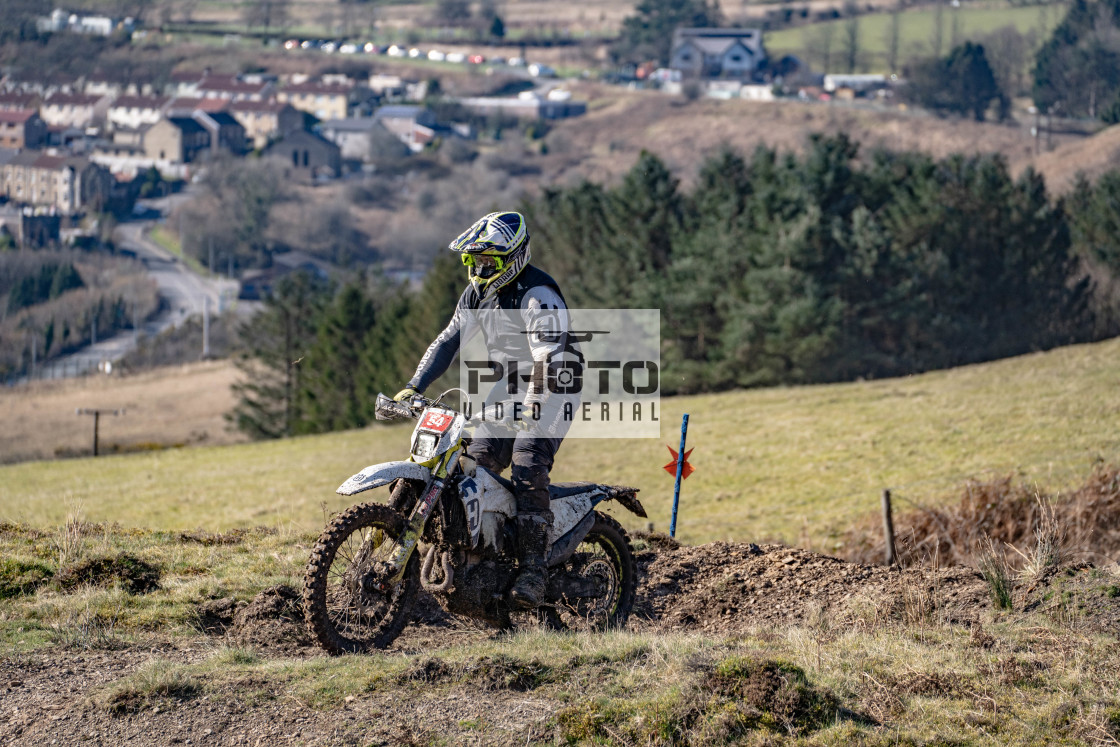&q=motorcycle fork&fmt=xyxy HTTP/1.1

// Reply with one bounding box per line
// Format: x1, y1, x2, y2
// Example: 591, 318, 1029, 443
379, 476, 445, 586
372, 447, 462, 588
